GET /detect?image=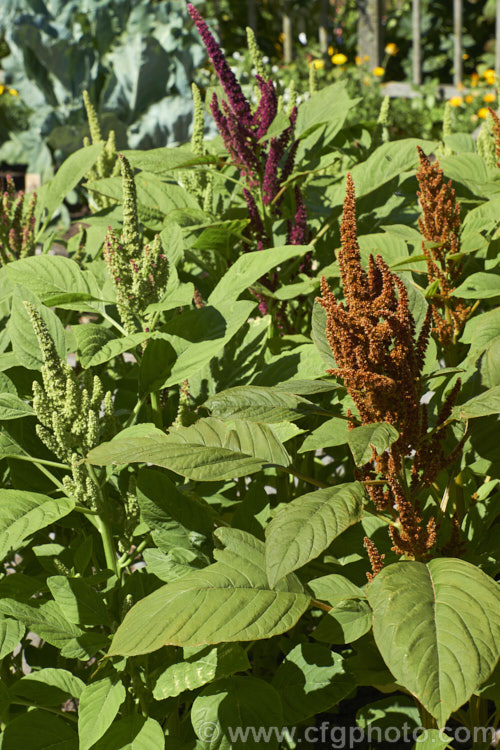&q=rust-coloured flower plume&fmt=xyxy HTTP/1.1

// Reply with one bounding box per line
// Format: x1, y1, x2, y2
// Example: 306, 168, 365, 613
416, 146, 470, 346
318, 173, 463, 562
